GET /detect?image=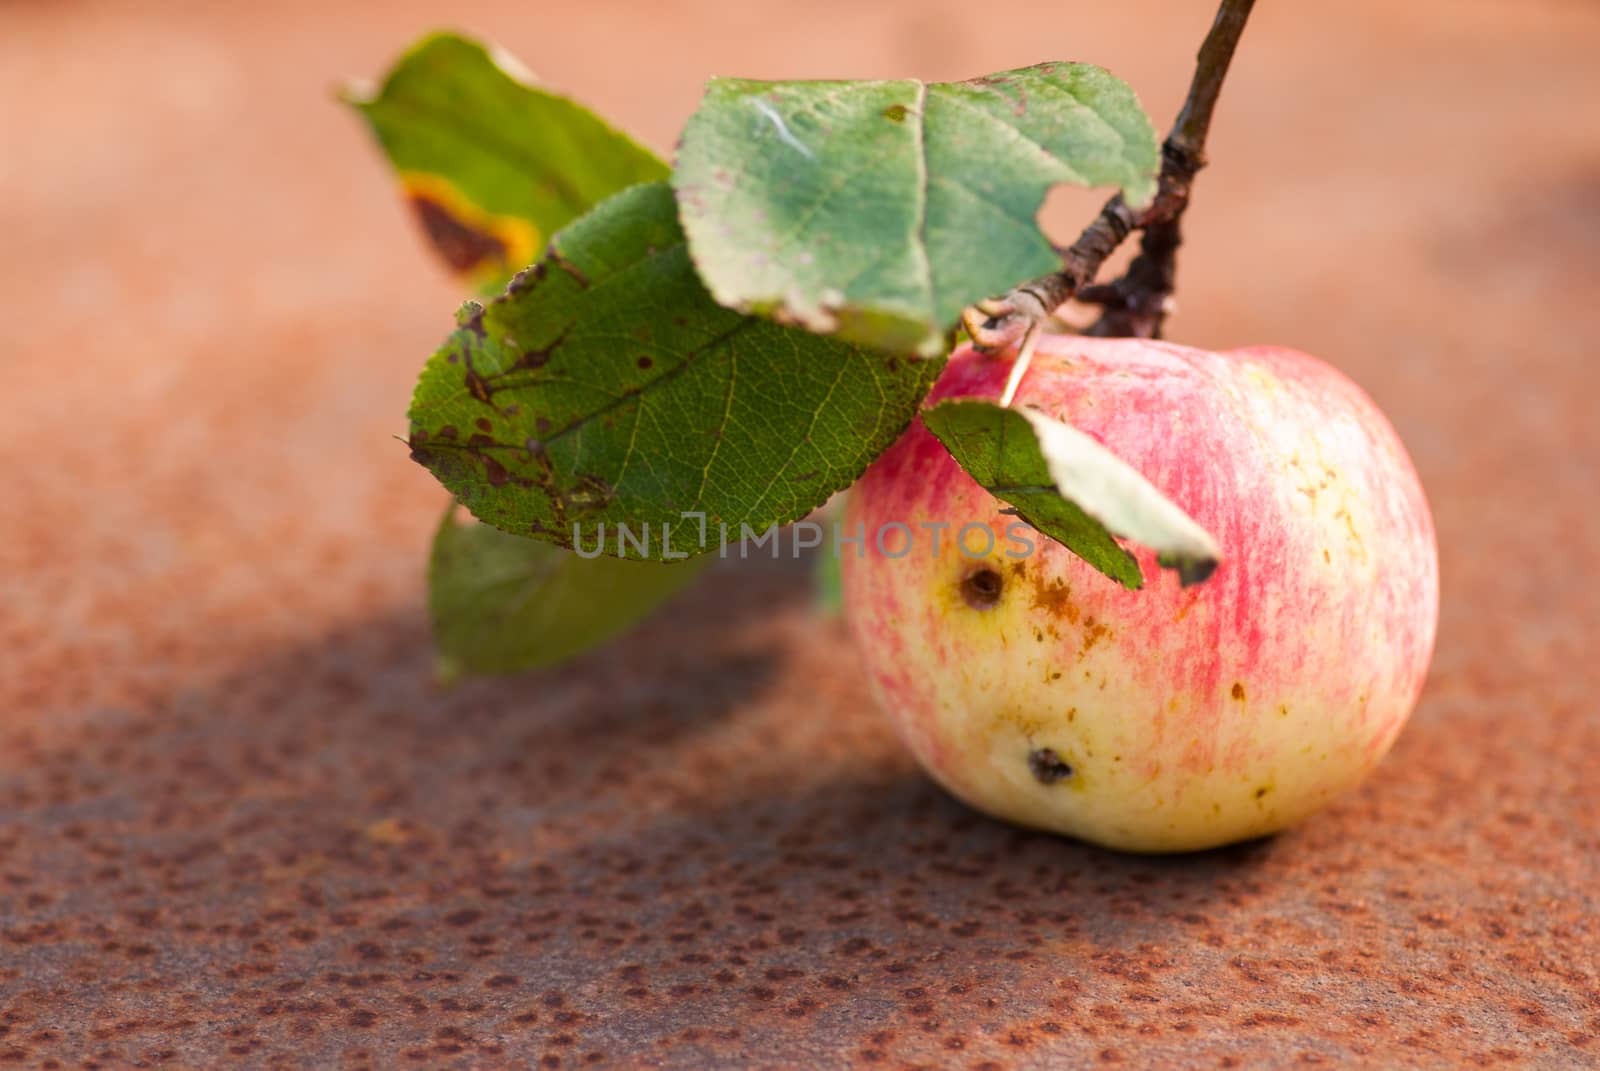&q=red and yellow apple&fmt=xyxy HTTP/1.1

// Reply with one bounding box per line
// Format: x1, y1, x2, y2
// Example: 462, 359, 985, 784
843, 335, 1438, 852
